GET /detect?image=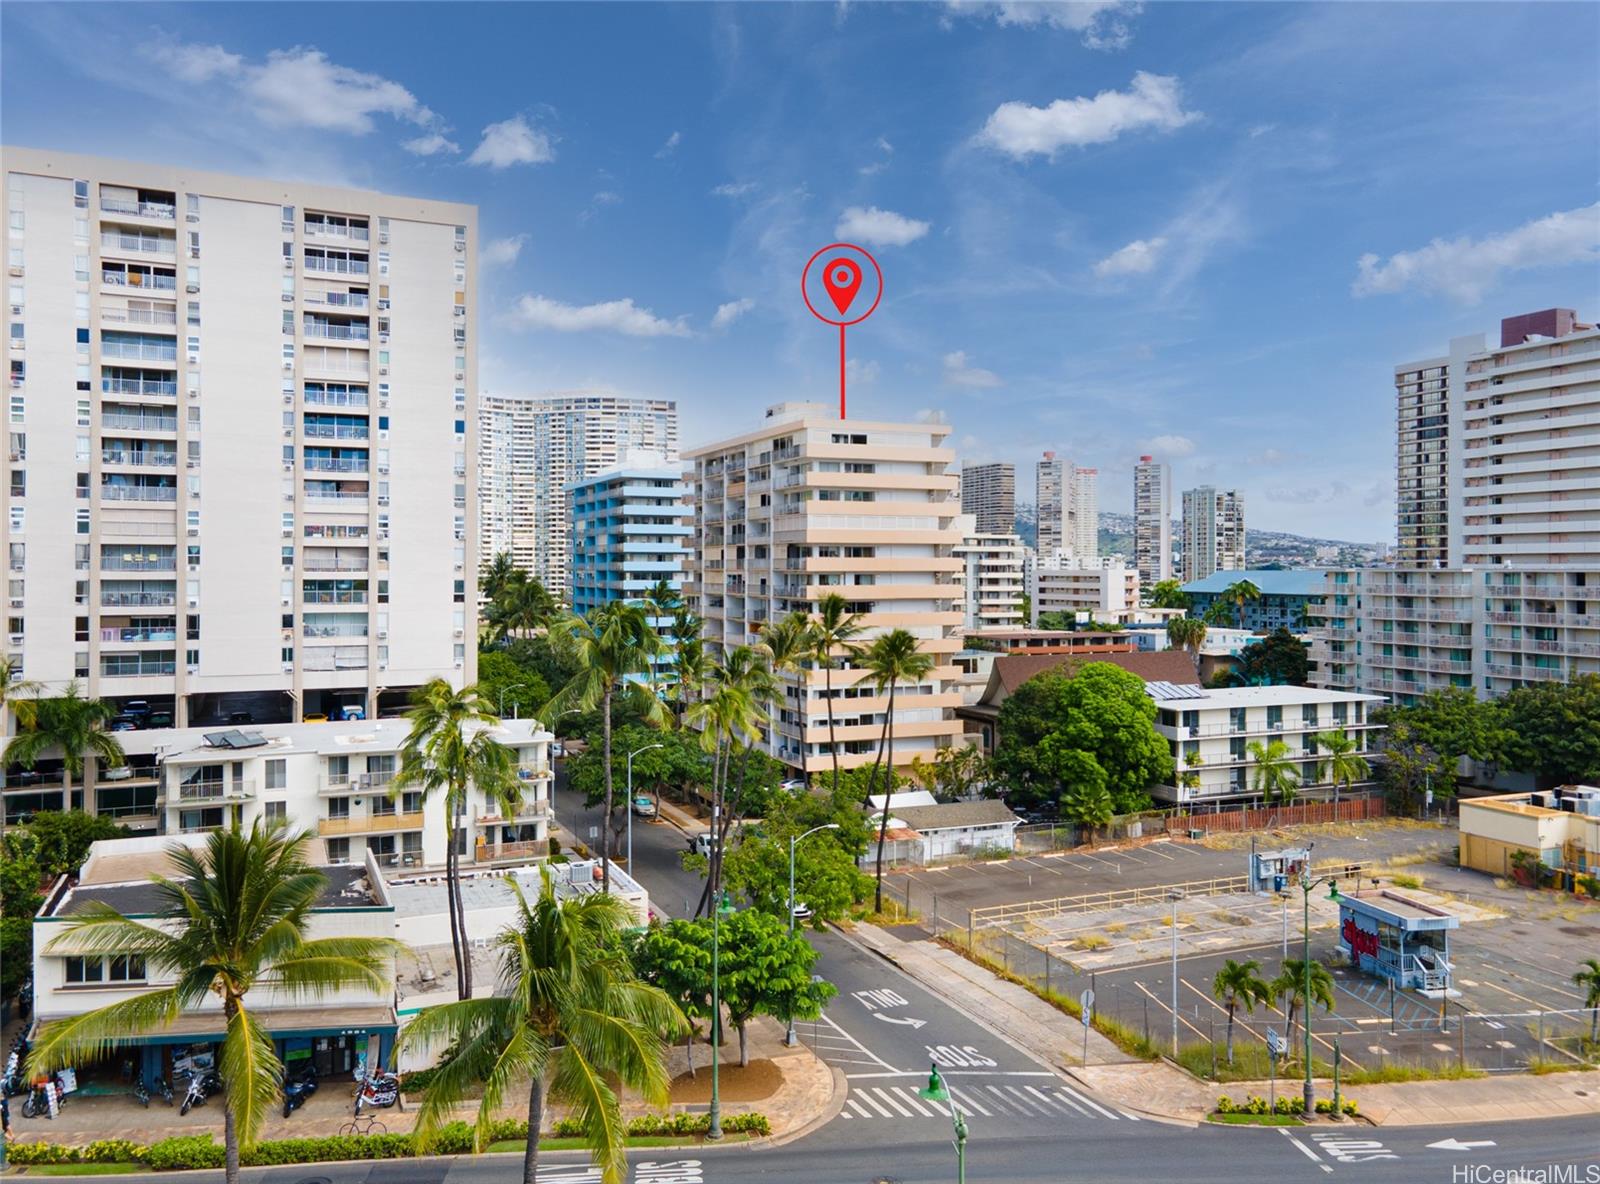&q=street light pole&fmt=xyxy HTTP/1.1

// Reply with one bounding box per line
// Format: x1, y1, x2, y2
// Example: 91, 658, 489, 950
498, 683, 528, 720
919, 1064, 968, 1184
708, 890, 732, 1141
1298, 867, 1343, 1117
1169, 889, 1184, 1058
625, 742, 665, 870
786, 823, 840, 1046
